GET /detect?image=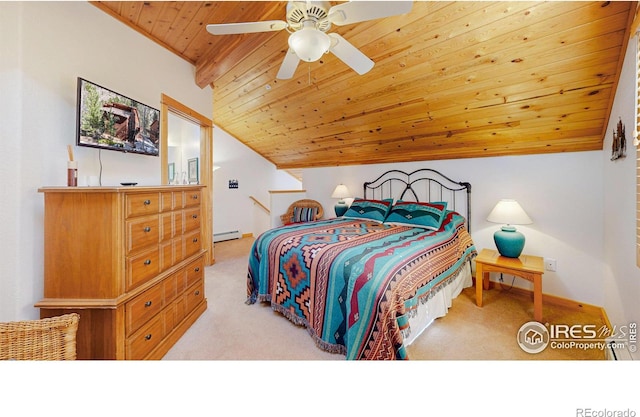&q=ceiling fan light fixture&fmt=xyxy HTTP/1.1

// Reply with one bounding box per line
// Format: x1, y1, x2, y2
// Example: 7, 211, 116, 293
288, 27, 331, 62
